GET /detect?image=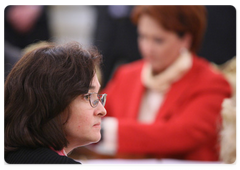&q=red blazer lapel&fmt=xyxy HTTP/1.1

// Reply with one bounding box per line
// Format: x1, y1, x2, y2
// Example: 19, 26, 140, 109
128, 81, 145, 120
124, 69, 146, 120
155, 57, 197, 121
